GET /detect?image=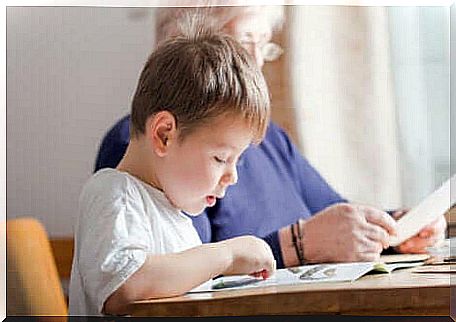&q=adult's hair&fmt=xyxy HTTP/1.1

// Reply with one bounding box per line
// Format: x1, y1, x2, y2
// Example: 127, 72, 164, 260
130, 23, 270, 144
154, 4, 285, 44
